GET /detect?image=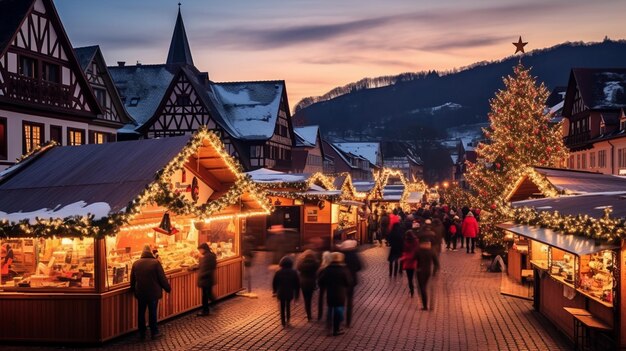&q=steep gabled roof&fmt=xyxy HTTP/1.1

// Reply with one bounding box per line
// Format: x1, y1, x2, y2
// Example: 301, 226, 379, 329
294, 125, 319, 147
109, 64, 176, 127
166, 7, 194, 66
334, 142, 381, 167
211, 81, 285, 140
565, 68, 626, 116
